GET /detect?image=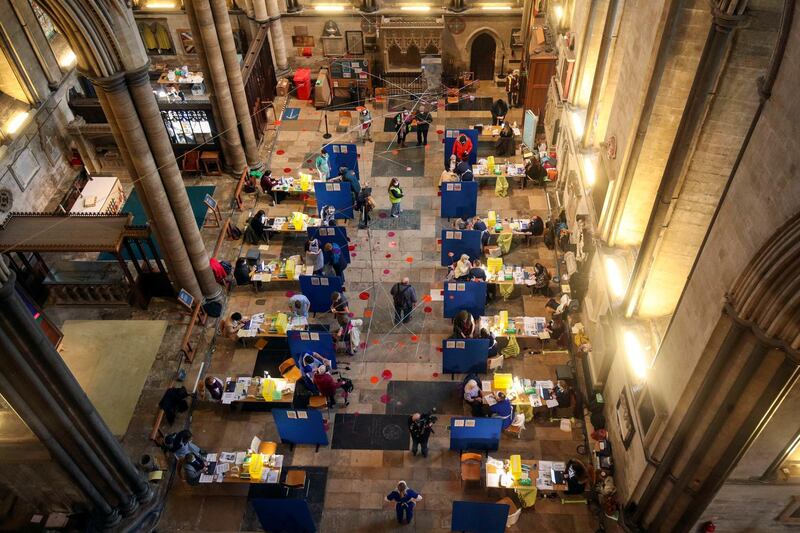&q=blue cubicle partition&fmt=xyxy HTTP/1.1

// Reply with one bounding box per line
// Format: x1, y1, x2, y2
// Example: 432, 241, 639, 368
313, 181, 354, 219
287, 330, 337, 369
440, 229, 482, 266
443, 281, 487, 319
324, 143, 360, 180
443, 129, 479, 167
253, 498, 316, 532
307, 226, 351, 264
299, 275, 344, 313
273, 409, 329, 447
442, 338, 491, 376
440, 181, 479, 219
449, 417, 503, 452
450, 501, 509, 533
